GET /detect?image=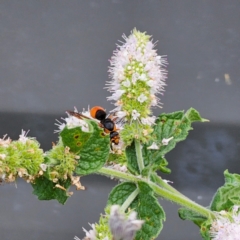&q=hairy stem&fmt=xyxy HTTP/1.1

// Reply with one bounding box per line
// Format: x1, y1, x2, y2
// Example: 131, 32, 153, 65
151, 173, 190, 200
98, 167, 215, 219
134, 139, 144, 173
120, 188, 140, 212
